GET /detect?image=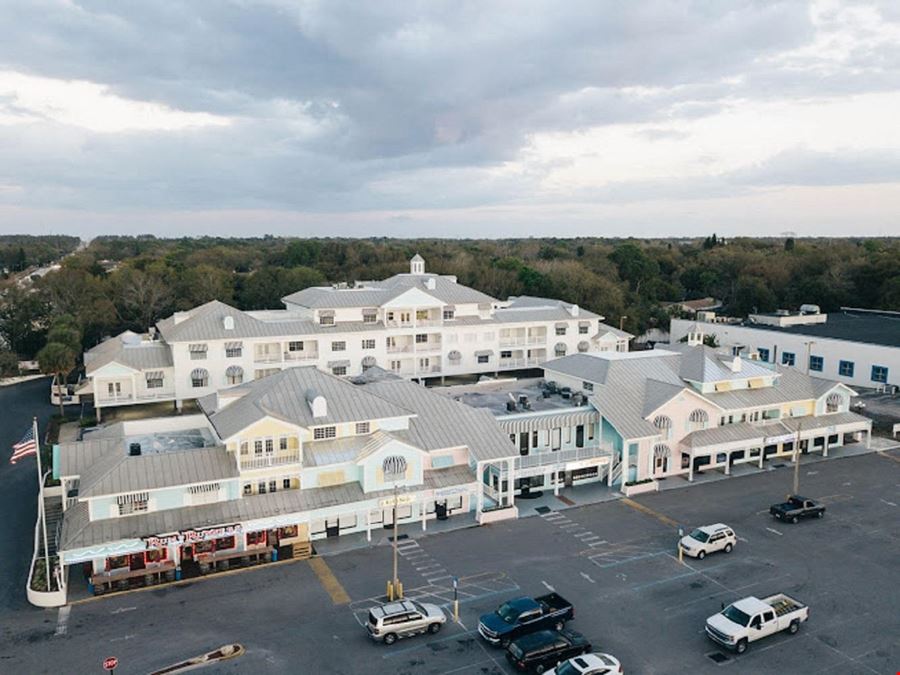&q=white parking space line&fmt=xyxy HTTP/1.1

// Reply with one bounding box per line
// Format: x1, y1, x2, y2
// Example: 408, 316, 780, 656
879, 498, 897, 507
579, 572, 596, 584
737, 536, 749, 542
541, 580, 555, 592
766, 527, 784, 536
588, 540, 608, 547
54, 606, 71, 636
